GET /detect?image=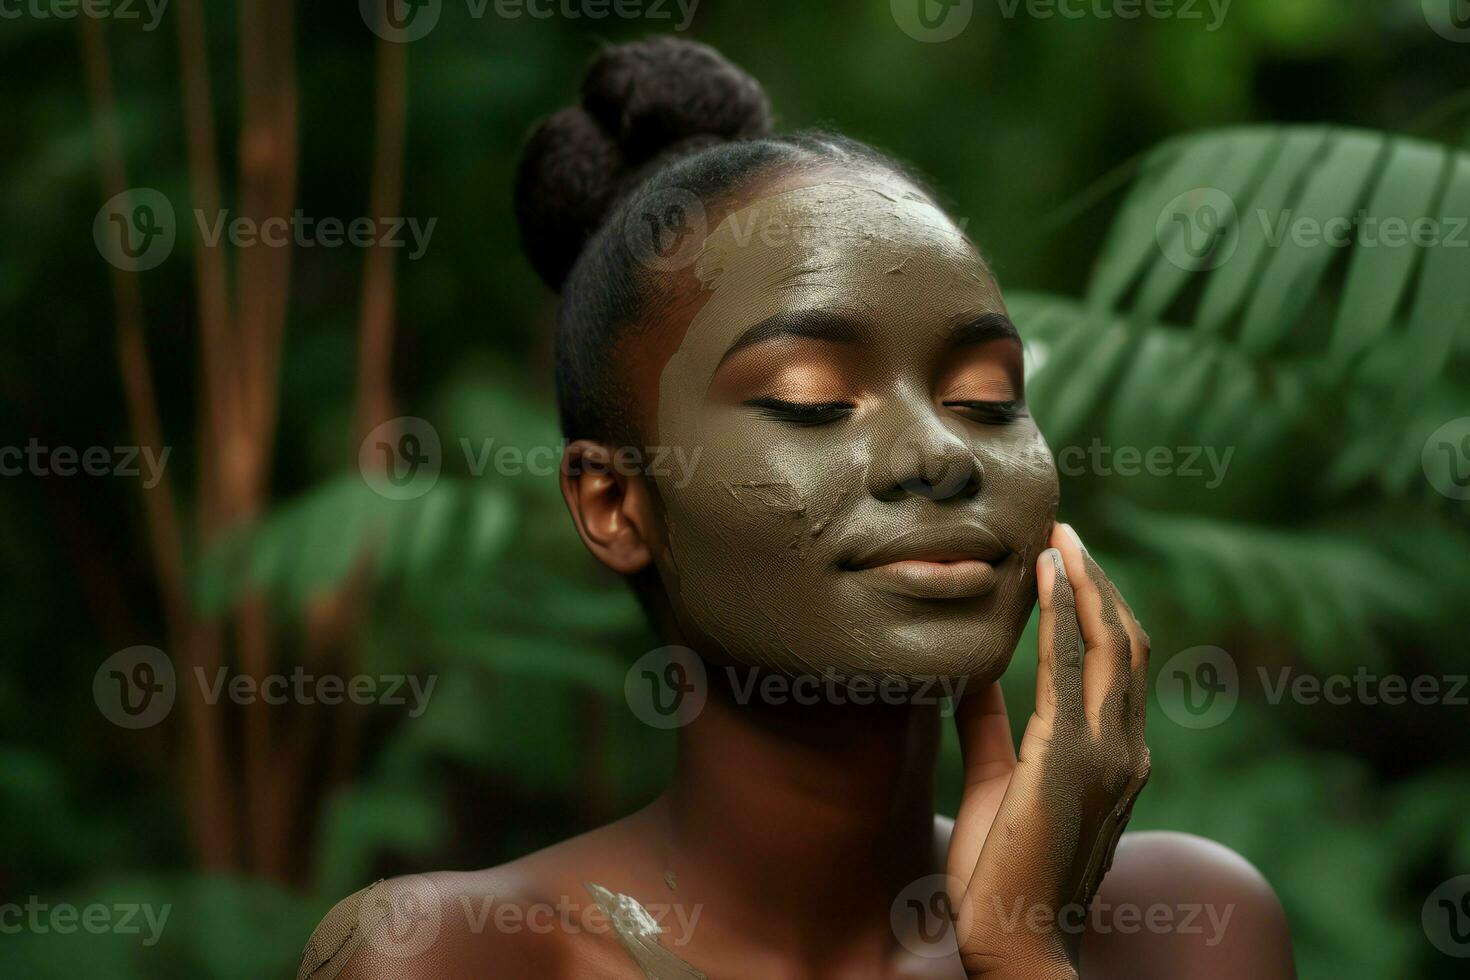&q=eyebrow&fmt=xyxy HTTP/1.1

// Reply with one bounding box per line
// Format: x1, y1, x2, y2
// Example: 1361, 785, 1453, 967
717, 310, 864, 367
716, 309, 1021, 367
947, 312, 1021, 347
